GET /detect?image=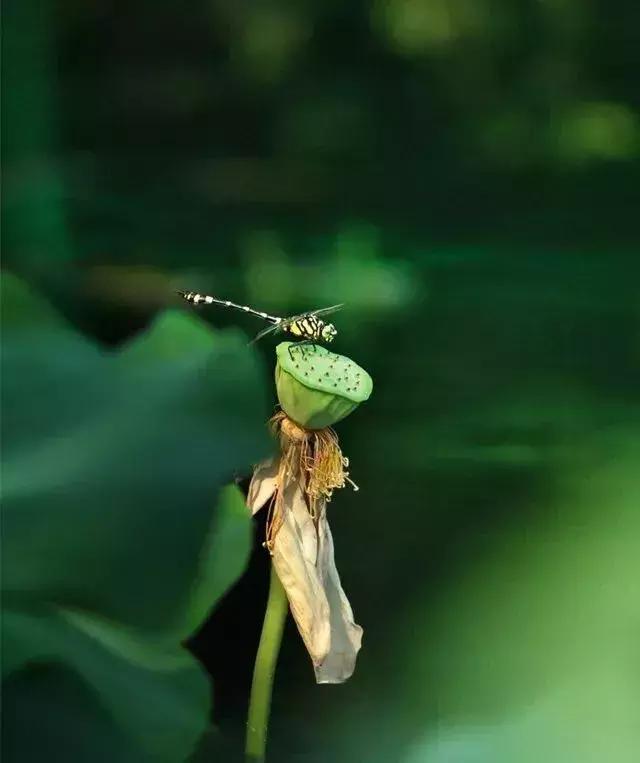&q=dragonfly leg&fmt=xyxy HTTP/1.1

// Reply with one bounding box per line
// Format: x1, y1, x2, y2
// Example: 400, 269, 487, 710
288, 341, 315, 362
299, 341, 319, 359
288, 342, 308, 361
